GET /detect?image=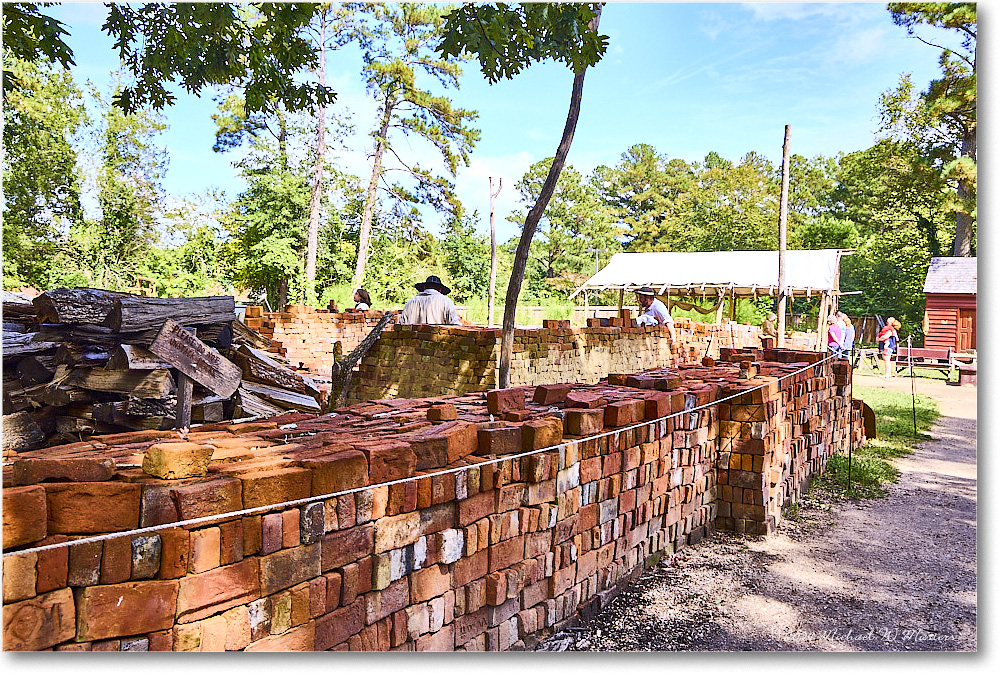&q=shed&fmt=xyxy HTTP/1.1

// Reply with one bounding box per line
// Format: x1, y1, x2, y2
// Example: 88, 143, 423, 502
923, 257, 977, 352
